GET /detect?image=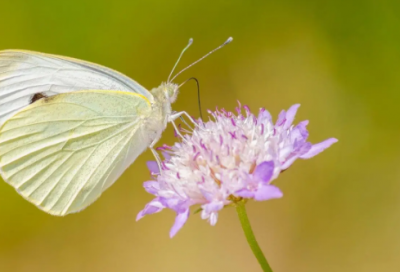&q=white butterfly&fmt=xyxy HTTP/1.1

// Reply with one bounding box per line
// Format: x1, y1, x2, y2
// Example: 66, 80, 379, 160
0, 38, 232, 216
